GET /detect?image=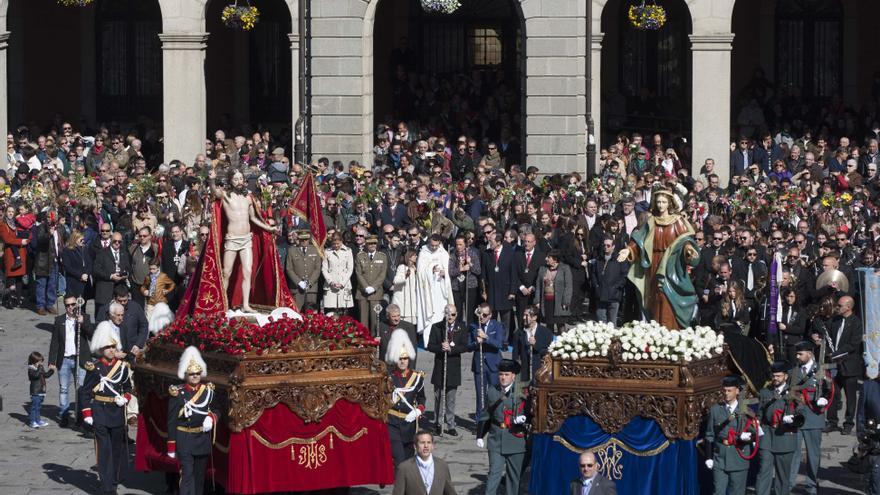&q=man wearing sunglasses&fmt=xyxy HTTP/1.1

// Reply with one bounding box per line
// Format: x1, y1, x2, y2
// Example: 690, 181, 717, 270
93, 232, 132, 320
469, 303, 503, 420
570, 451, 617, 494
